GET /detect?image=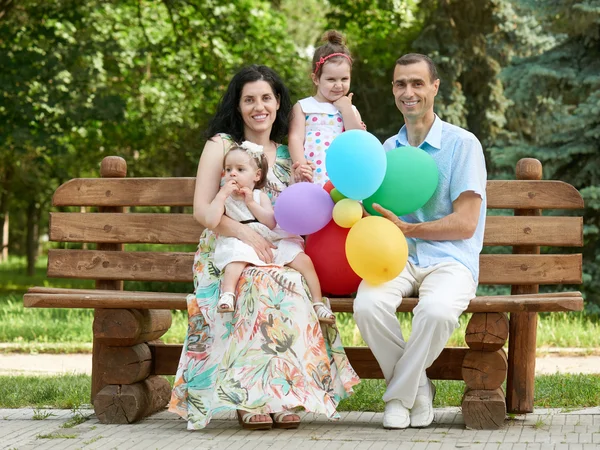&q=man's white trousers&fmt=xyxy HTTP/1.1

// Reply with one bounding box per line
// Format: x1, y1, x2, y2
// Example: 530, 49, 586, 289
353, 261, 476, 409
